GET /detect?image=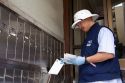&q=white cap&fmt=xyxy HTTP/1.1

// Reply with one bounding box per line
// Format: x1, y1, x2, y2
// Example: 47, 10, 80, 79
72, 9, 99, 29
